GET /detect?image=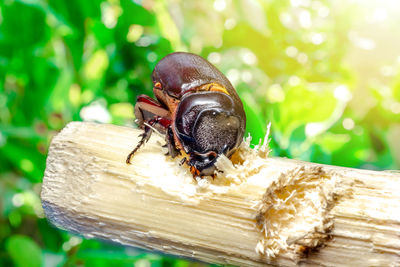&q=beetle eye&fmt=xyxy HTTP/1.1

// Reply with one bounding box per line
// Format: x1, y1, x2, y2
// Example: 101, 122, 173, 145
154, 82, 162, 89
